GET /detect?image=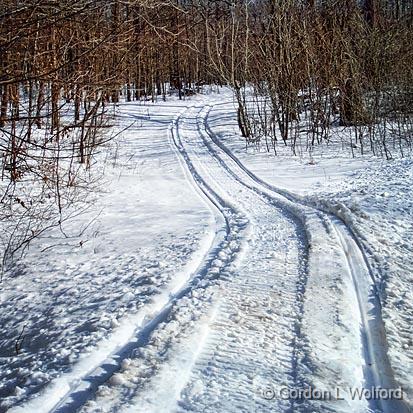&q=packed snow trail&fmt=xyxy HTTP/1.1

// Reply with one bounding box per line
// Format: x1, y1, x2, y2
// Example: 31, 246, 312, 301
170, 105, 308, 413
89, 102, 367, 413
200, 101, 410, 413
79, 104, 309, 412
61, 103, 310, 413
10, 97, 411, 413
